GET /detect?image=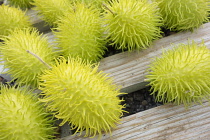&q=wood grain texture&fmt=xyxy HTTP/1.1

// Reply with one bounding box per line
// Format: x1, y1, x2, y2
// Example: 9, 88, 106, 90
27, 10, 210, 139
61, 100, 210, 140
57, 22, 210, 139
45, 22, 210, 93
26, 9, 51, 32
